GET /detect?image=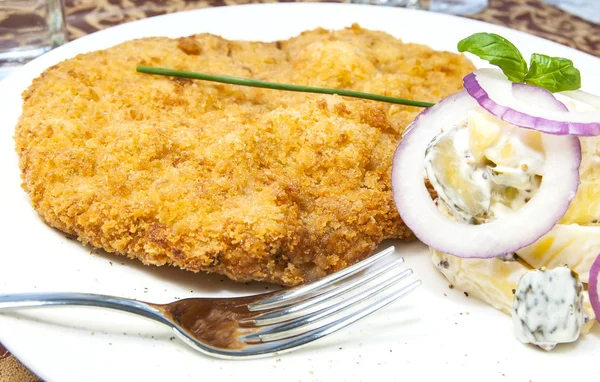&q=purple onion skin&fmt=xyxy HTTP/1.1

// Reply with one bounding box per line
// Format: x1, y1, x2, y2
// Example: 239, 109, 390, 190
589, 254, 600, 322
463, 72, 600, 137
391, 90, 581, 259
